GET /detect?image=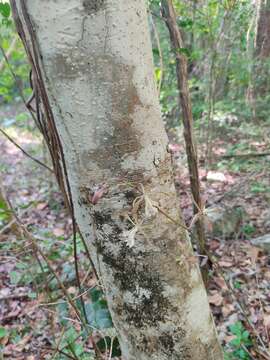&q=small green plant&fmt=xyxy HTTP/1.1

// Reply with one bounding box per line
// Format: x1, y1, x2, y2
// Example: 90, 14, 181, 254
241, 223, 256, 238
233, 280, 242, 289
250, 182, 270, 194
0, 197, 10, 224
226, 321, 252, 360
